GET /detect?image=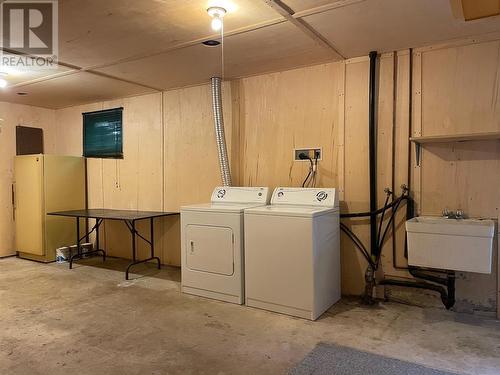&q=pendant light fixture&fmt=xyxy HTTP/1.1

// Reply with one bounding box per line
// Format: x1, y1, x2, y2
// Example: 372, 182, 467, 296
207, 6, 226, 31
